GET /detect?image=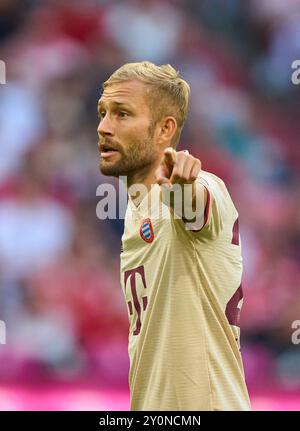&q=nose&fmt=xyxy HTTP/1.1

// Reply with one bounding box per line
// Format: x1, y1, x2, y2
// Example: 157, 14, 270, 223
97, 114, 114, 138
